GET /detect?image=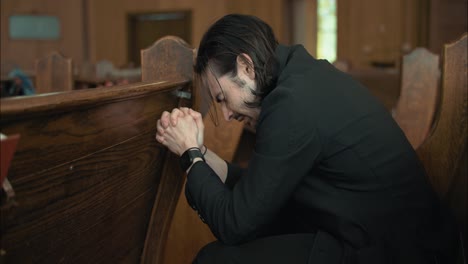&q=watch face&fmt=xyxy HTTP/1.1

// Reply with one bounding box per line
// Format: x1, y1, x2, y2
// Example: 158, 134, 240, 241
180, 148, 205, 171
